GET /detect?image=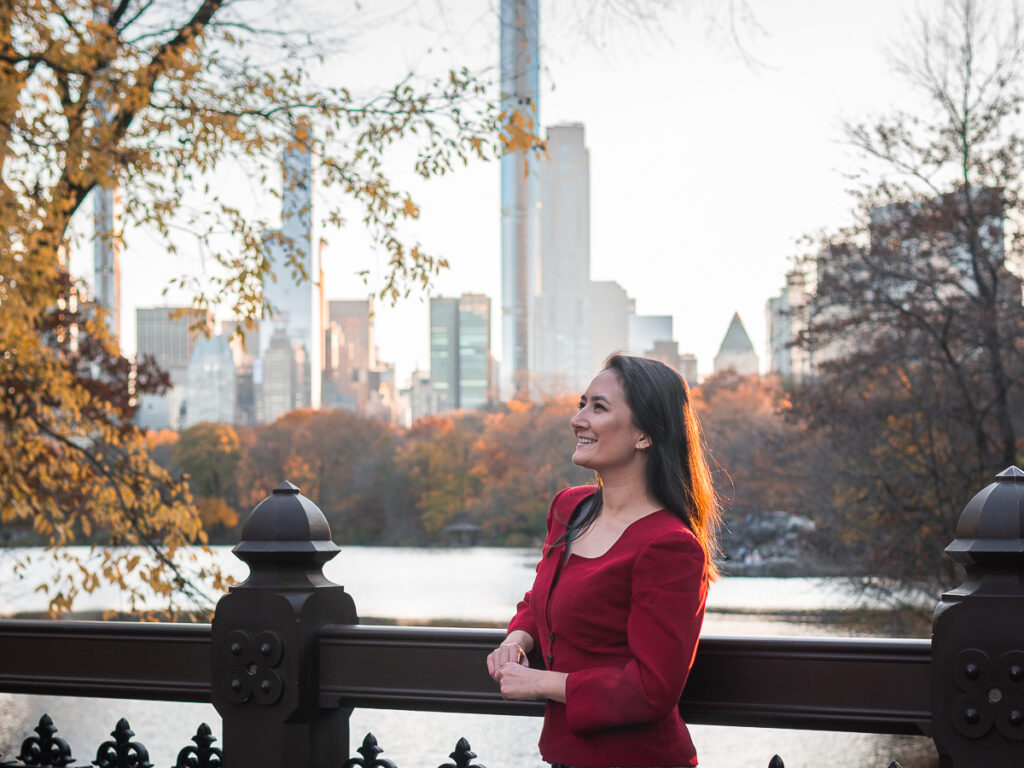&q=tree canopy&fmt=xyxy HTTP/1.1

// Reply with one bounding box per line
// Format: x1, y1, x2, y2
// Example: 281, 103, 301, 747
0, 0, 537, 615
790, 0, 1024, 591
